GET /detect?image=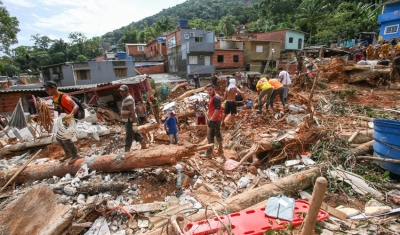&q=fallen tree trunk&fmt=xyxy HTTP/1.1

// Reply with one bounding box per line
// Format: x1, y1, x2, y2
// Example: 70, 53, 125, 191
346, 69, 390, 83
176, 111, 196, 119
138, 123, 159, 132
171, 82, 188, 93
0, 144, 208, 185
176, 87, 206, 101
146, 166, 323, 234
349, 140, 374, 157
356, 156, 400, 164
